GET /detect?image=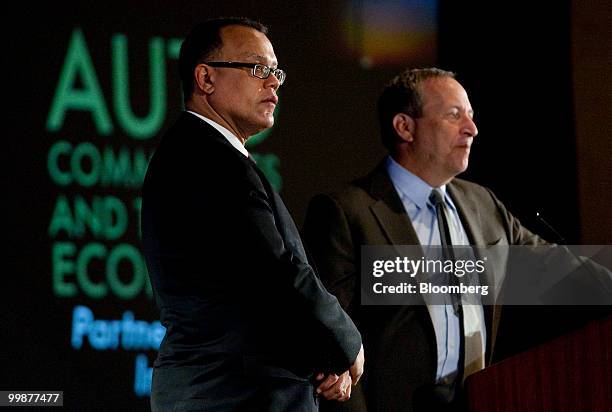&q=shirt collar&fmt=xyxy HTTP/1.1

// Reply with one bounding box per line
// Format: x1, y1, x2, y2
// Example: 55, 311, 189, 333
385, 155, 456, 211
186, 110, 249, 158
